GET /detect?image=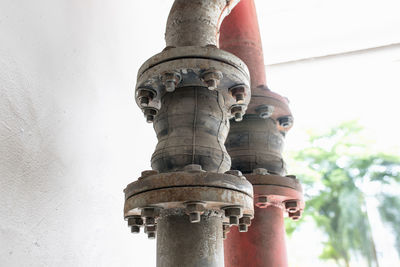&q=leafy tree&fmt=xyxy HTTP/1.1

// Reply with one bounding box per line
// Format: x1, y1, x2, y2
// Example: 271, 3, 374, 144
286, 121, 400, 267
